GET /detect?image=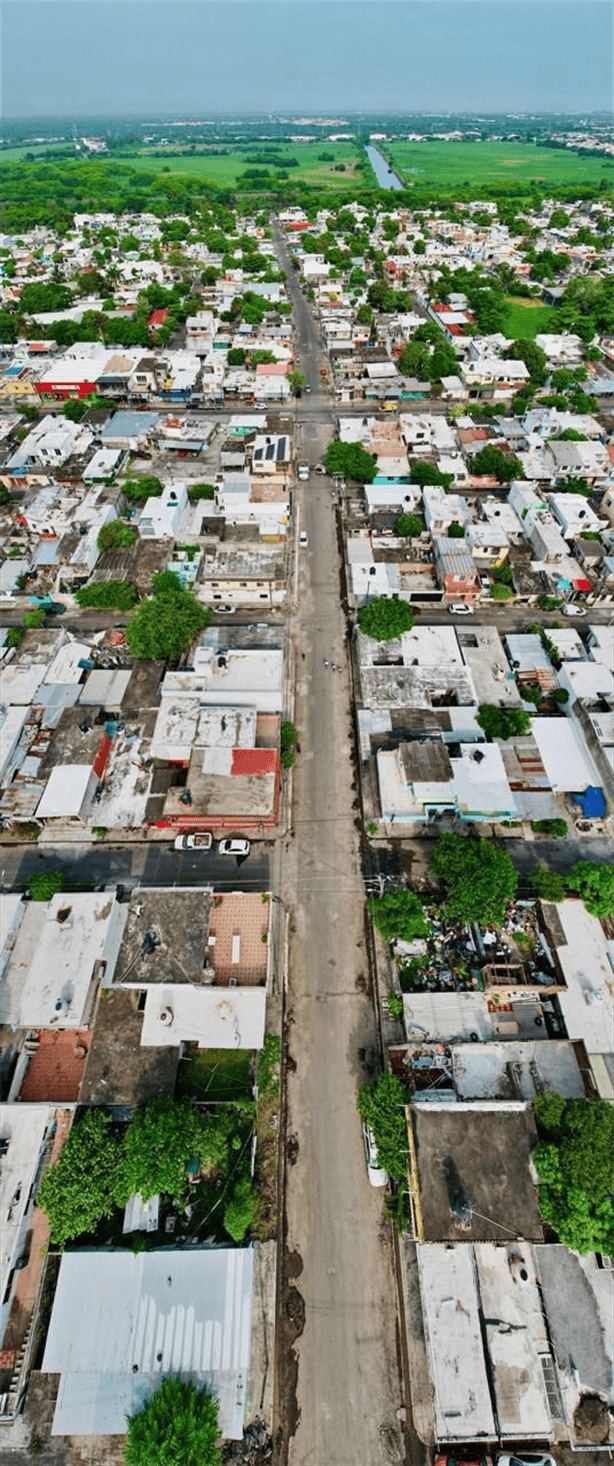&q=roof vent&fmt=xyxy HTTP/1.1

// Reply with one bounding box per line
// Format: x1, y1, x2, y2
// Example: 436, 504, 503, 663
159, 1006, 174, 1026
